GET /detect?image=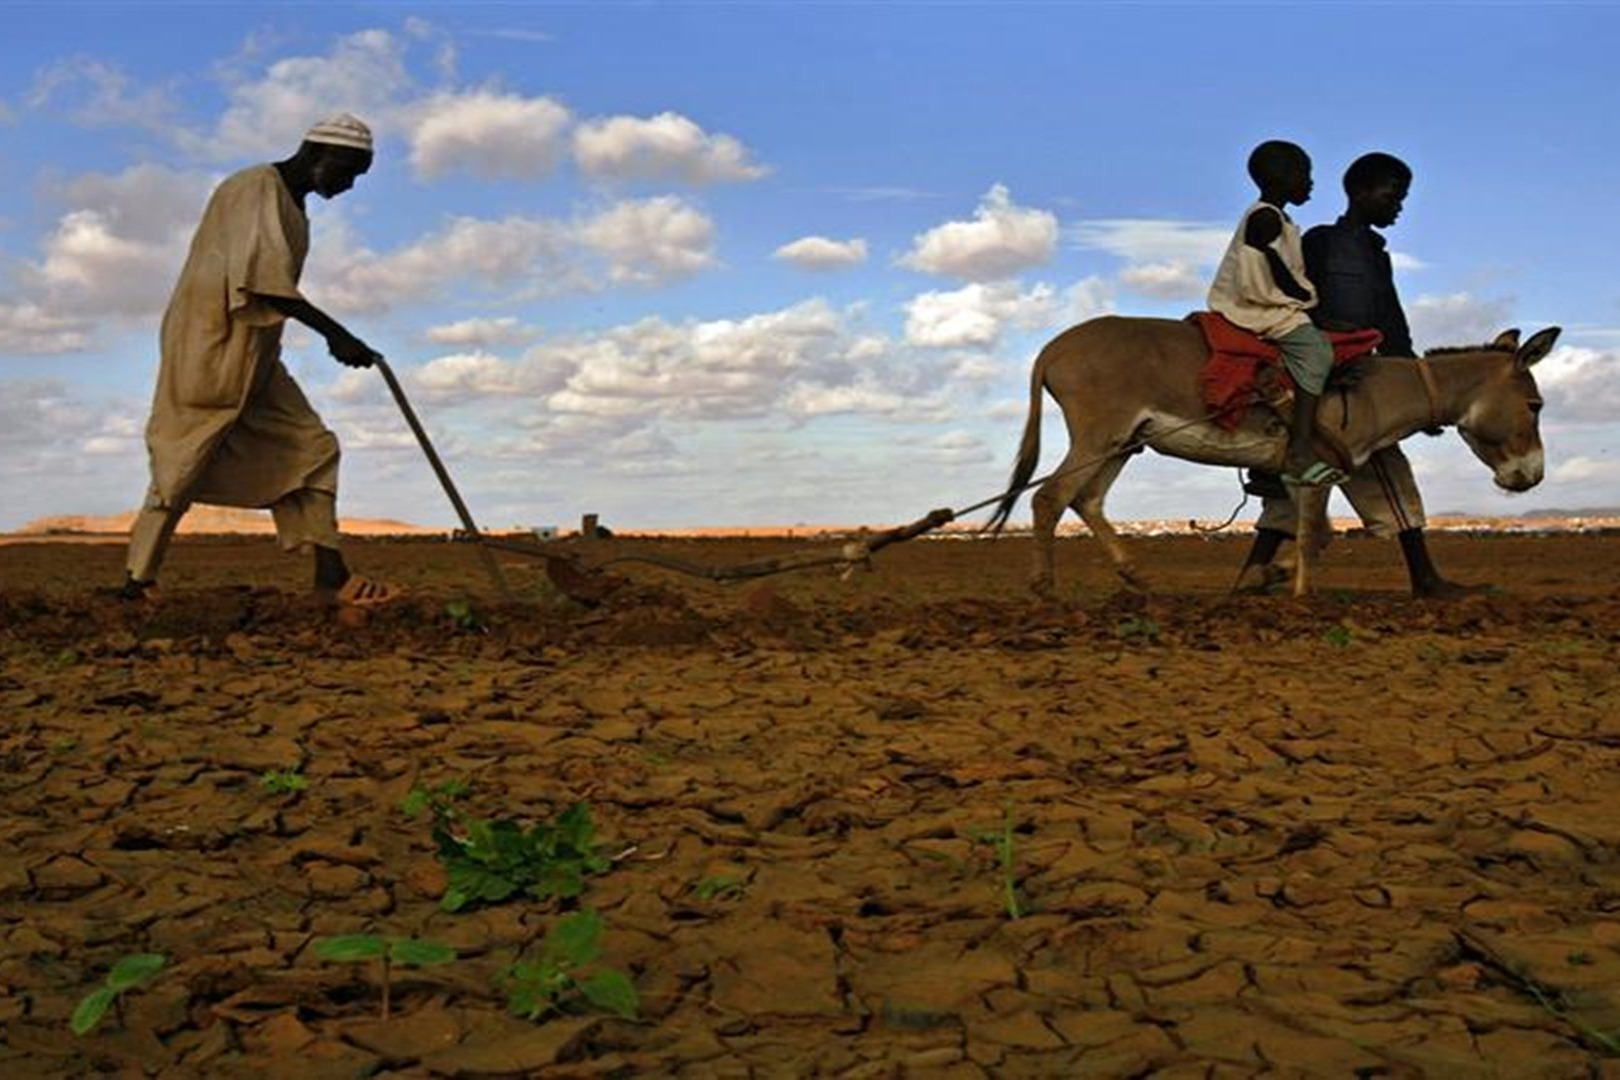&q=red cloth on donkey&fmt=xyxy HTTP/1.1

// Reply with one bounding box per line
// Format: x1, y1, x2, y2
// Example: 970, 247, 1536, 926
1191, 312, 1382, 430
